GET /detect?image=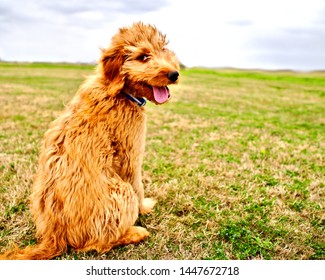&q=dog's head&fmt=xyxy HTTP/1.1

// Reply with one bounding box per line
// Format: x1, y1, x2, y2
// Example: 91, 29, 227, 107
99, 22, 179, 105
